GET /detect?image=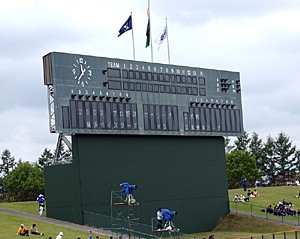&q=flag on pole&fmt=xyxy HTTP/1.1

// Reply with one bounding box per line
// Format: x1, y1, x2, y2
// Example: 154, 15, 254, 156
156, 25, 167, 50
118, 15, 132, 37
145, 8, 151, 48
